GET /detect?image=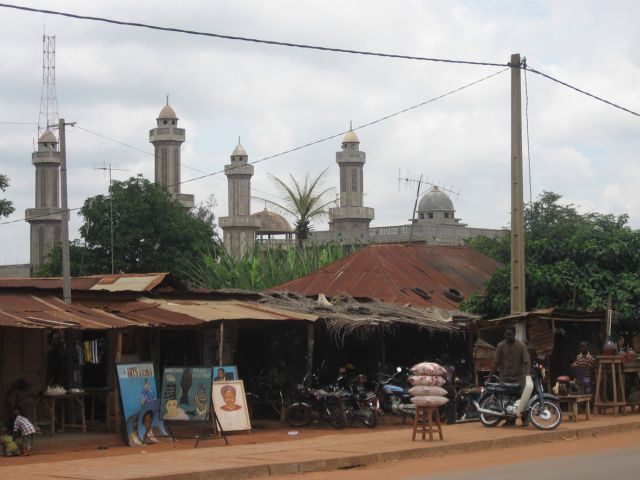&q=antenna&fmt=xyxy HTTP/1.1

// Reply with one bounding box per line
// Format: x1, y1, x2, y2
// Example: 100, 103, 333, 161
38, 34, 59, 138
94, 163, 129, 274
397, 170, 460, 199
